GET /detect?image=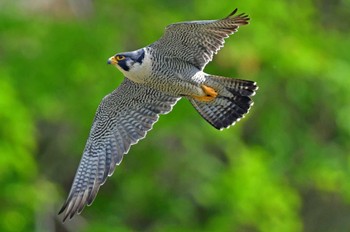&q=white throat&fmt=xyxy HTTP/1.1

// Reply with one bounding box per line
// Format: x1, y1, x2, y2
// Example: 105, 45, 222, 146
118, 49, 152, 84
